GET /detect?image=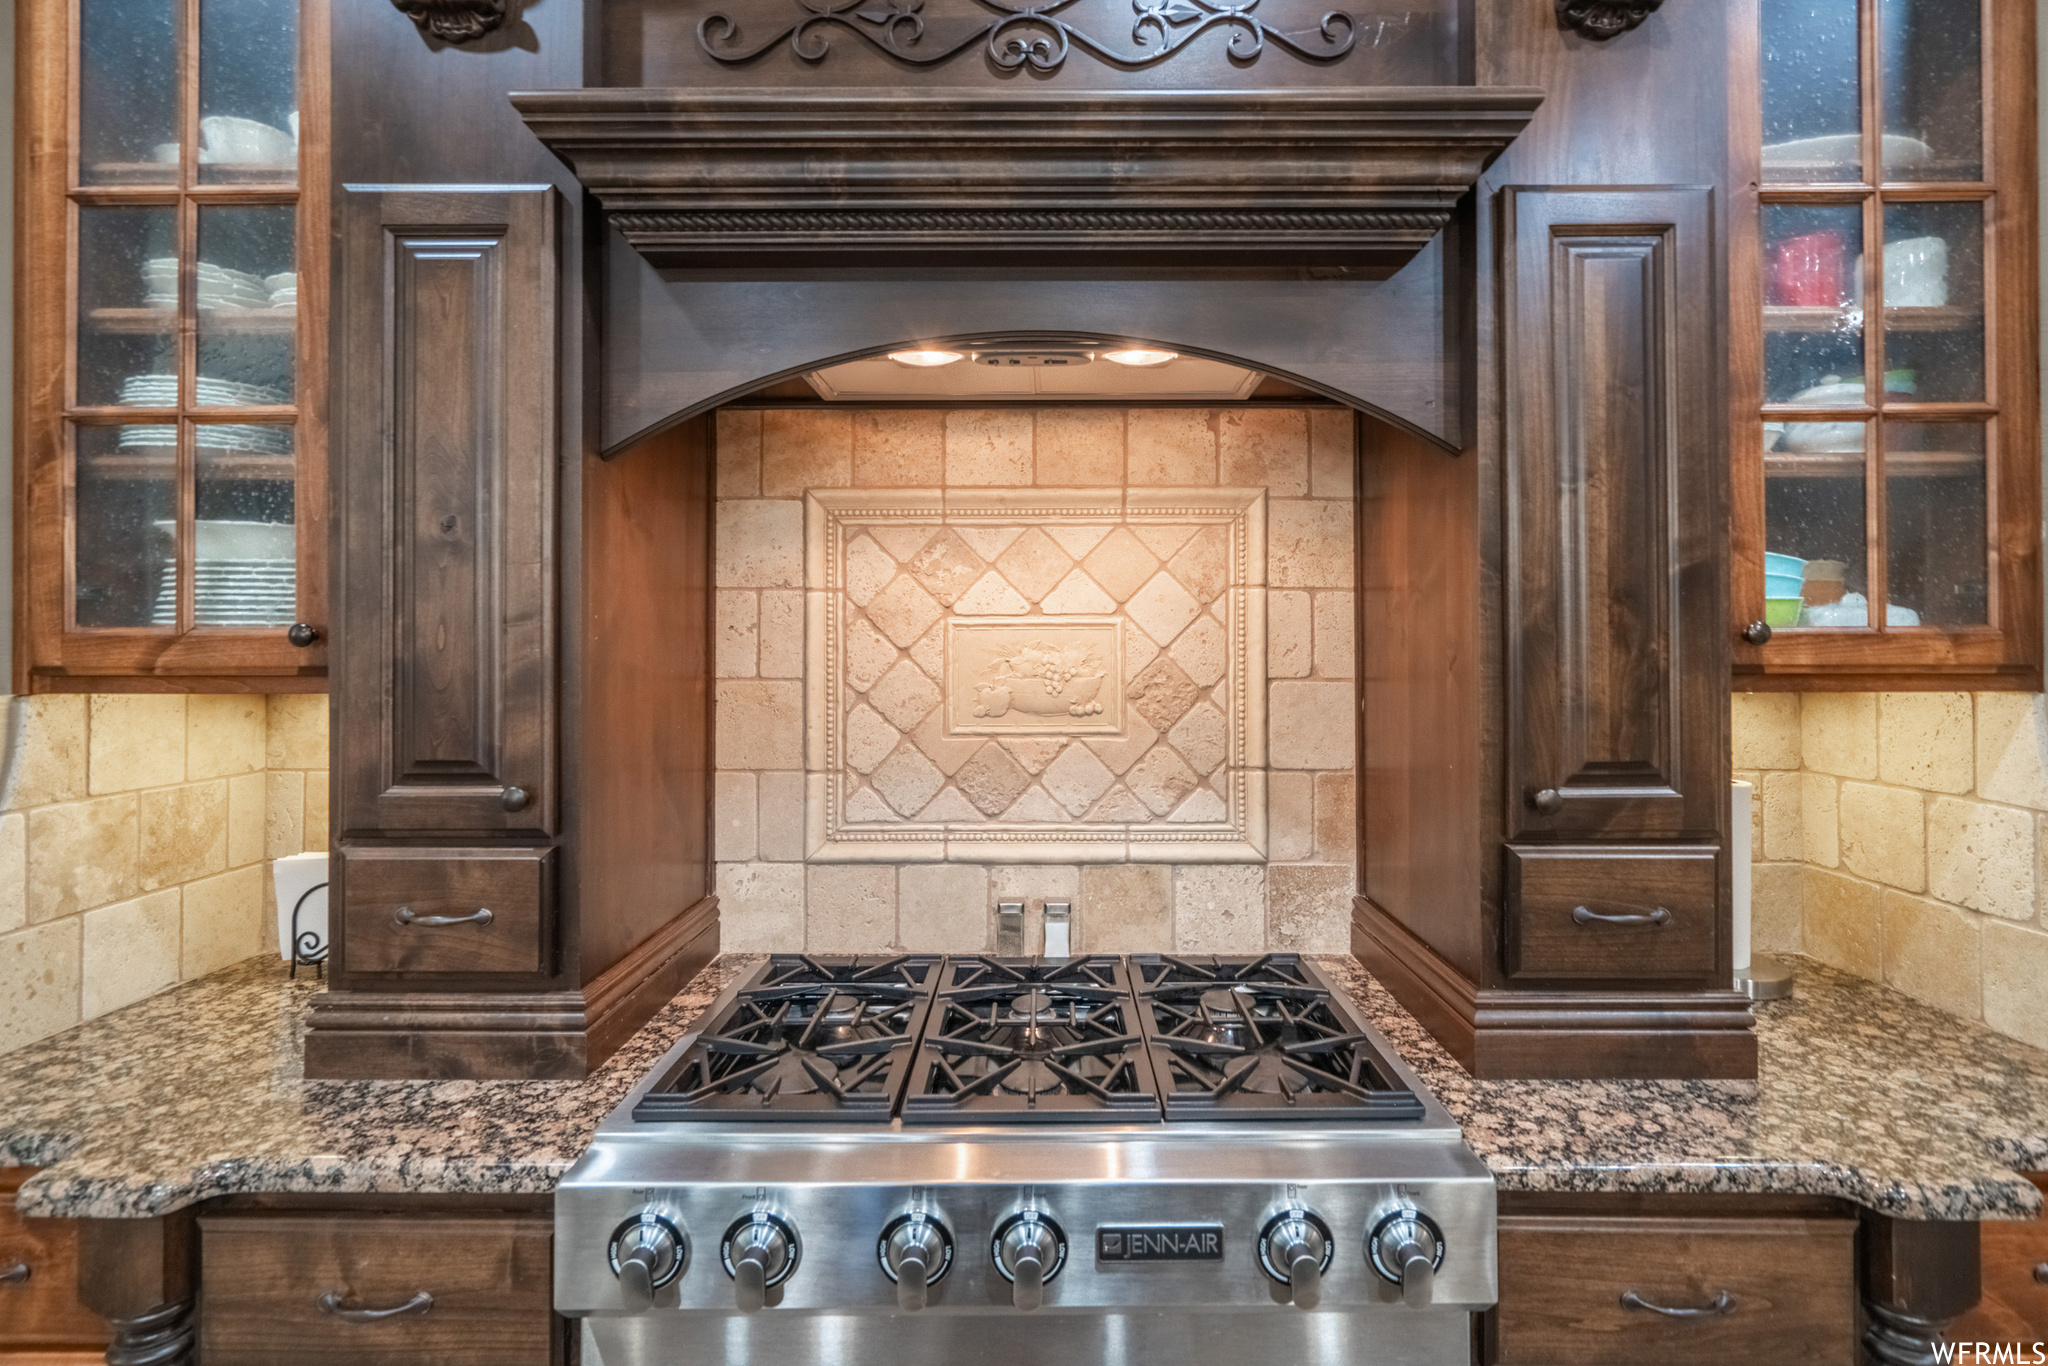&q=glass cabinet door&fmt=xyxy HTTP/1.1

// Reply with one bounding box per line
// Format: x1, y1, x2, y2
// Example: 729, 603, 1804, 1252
46, 0, 323, 680
1745, 0, 2028, 678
